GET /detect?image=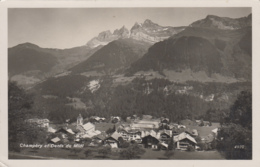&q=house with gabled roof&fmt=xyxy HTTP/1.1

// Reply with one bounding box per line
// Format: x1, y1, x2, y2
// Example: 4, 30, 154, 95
141, 130, 160, 149
104, 131, 122, 148
111, 116, 121, 123
92, 133, 107, 144
77, 122, 95, 133
76, 121, 102, 139
50, 137, 61, 144
174, 132, 197, 150
160, 117, 170, 124
159, 130, 172, 143
212, 128, 218, 136
55, 127, 76, 139
118, 127, 142, 143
